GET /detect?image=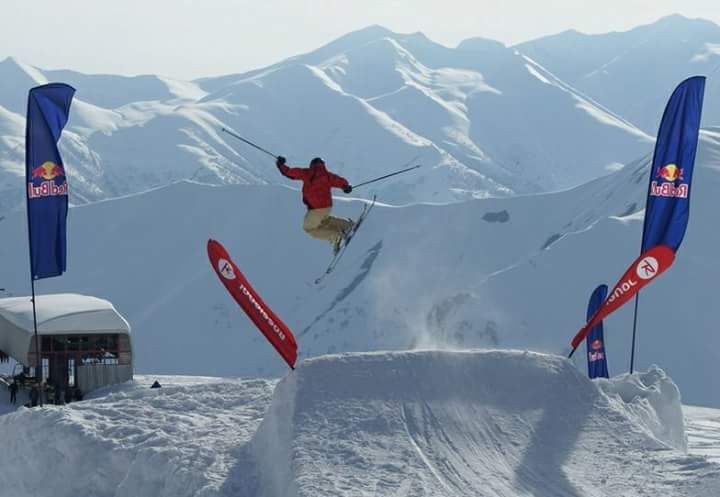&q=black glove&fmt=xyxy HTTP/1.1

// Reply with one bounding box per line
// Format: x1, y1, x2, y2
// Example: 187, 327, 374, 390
276, 156, 286, 167
343, 185, 352, 194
